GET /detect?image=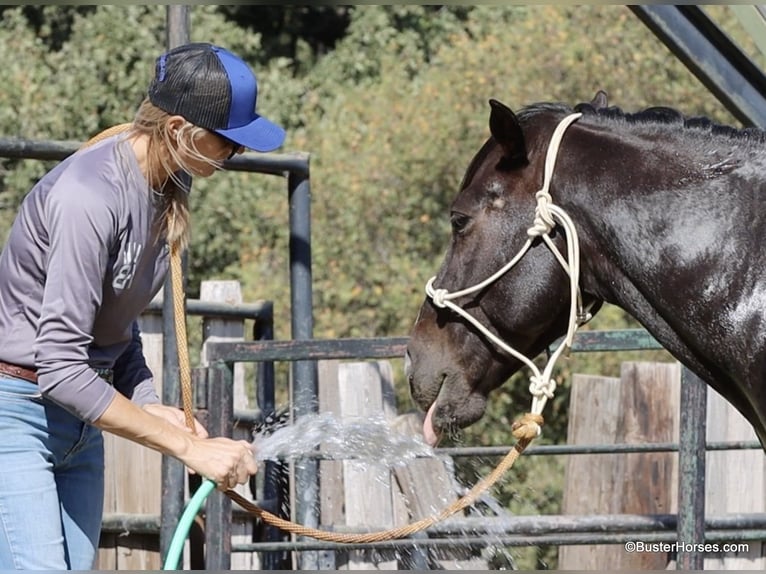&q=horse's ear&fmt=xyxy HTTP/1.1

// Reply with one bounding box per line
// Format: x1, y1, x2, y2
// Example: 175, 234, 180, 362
590, 90, 608, 110
488, 99, 527, 168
